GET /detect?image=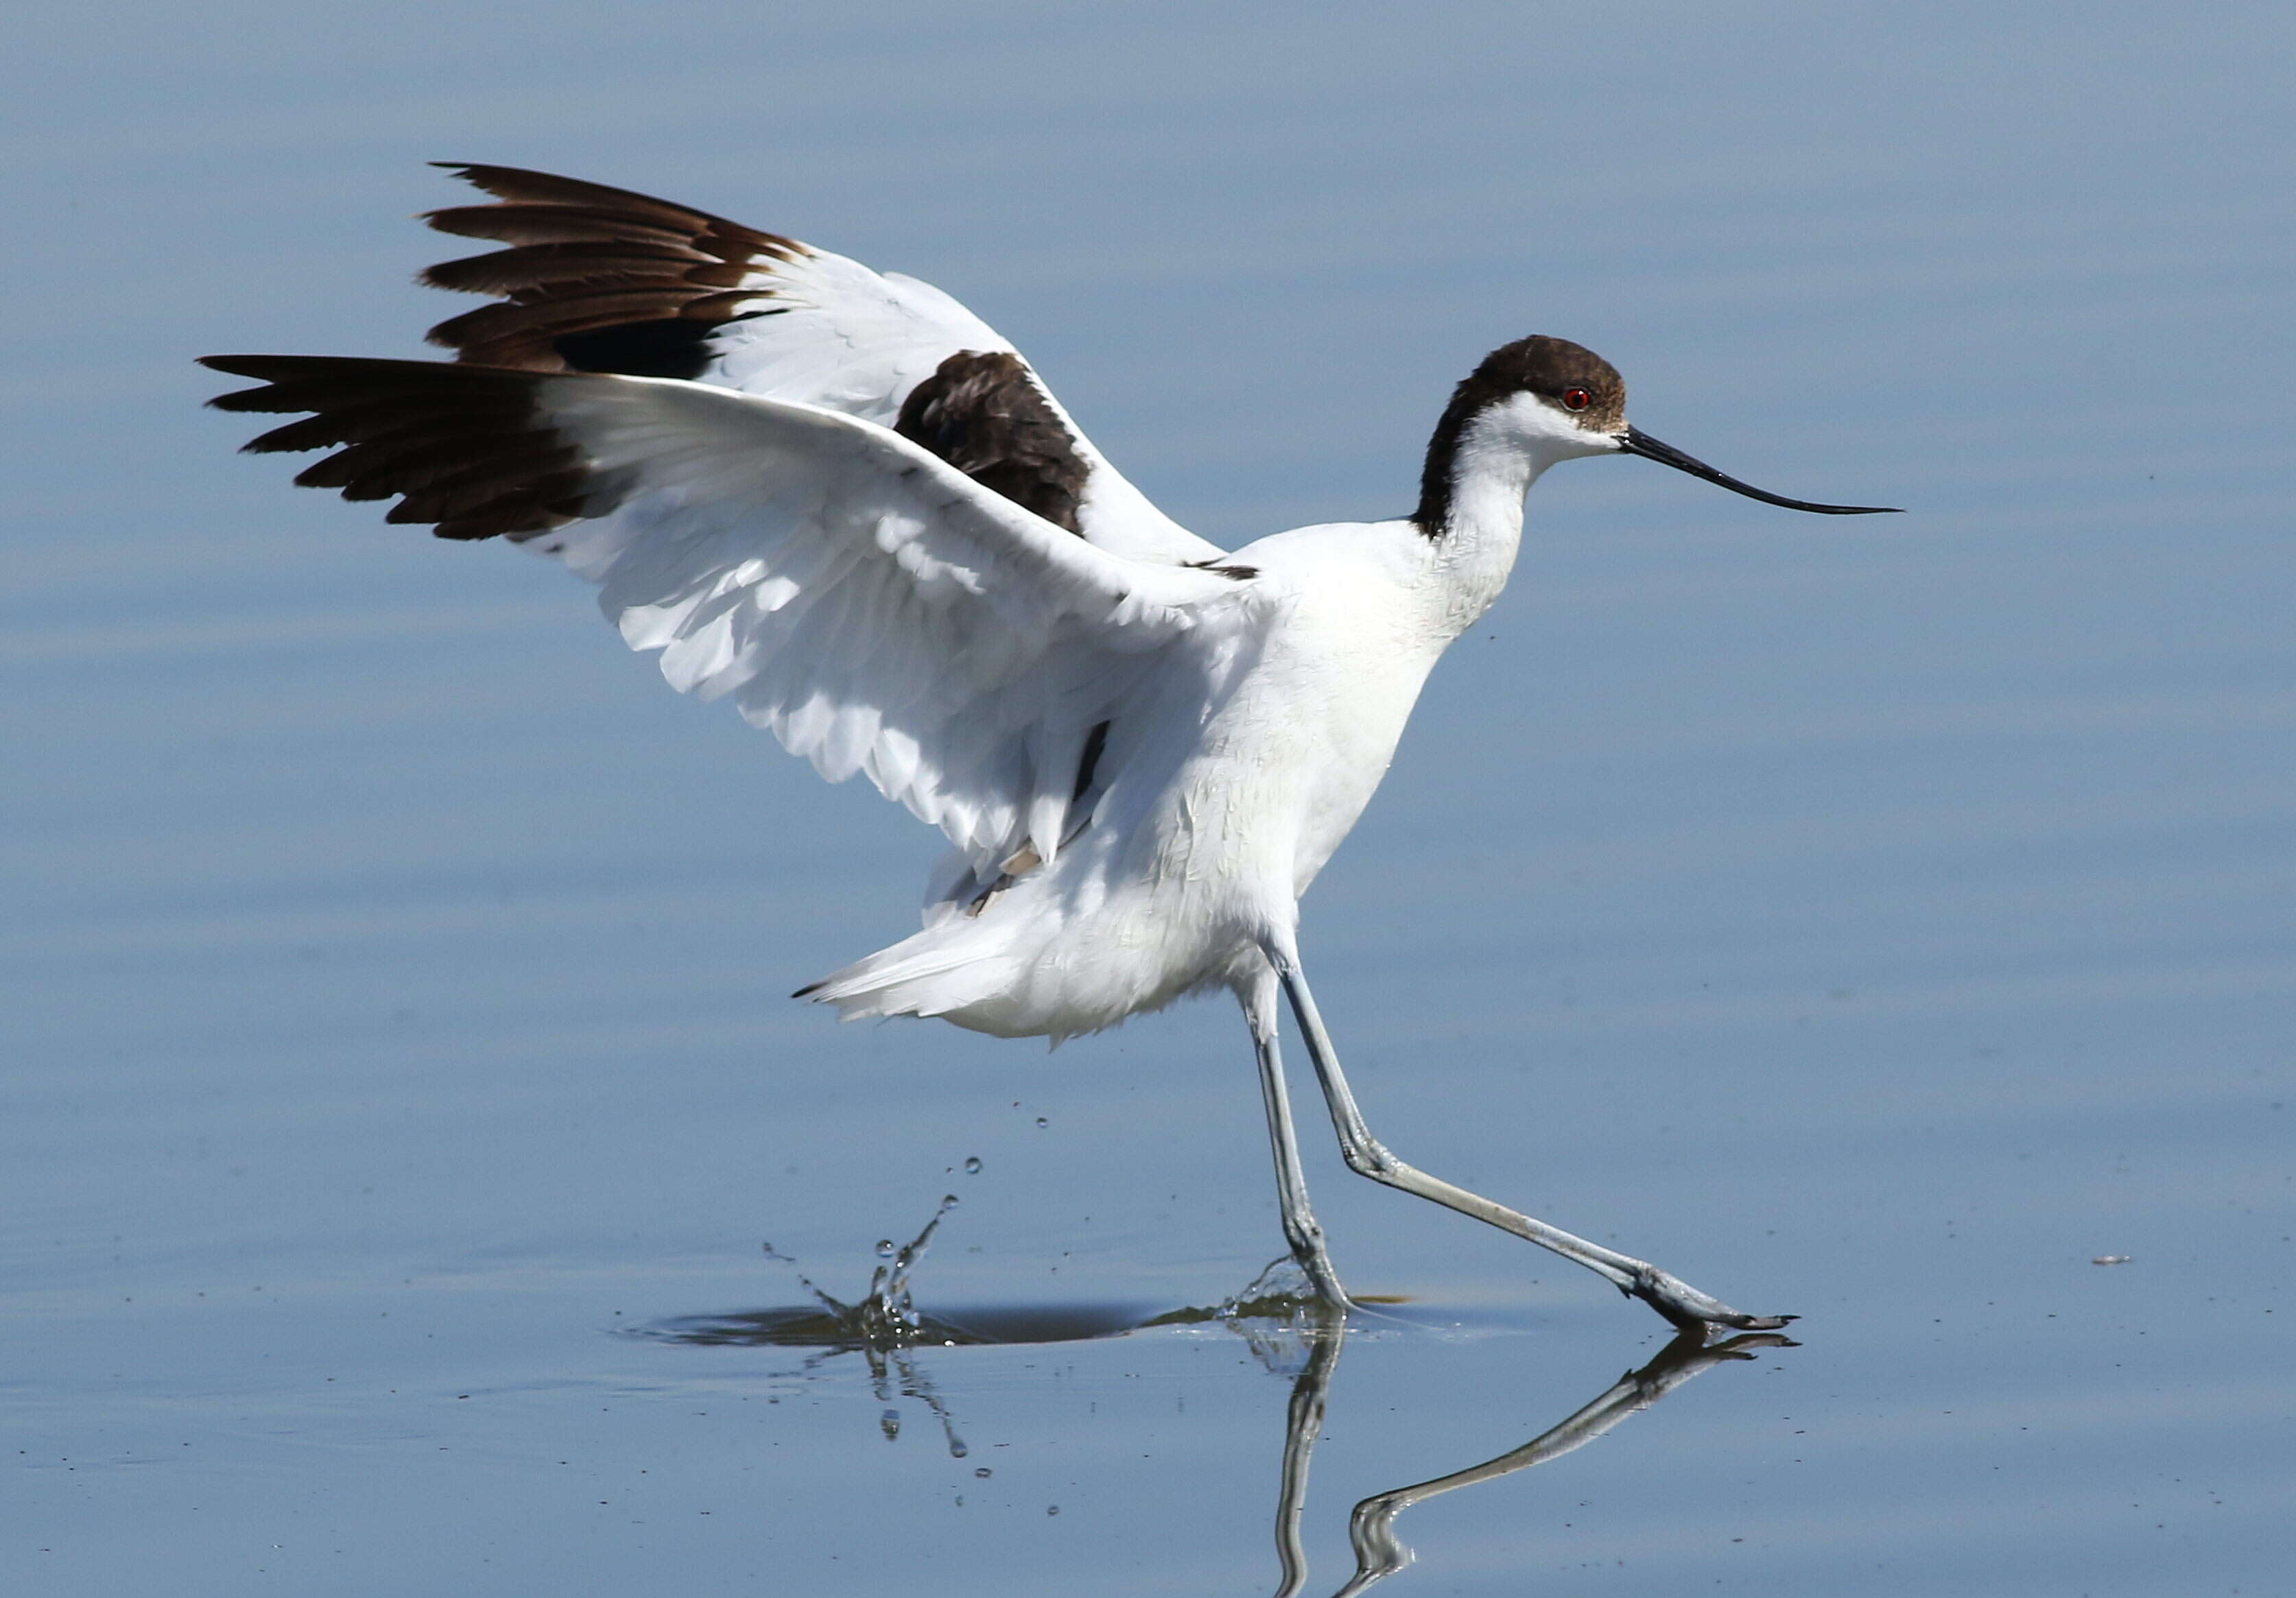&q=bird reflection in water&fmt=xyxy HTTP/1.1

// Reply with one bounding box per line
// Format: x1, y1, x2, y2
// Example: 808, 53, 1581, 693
1266, 1307, 1795, 1597
635, 1211, 1795, 1596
